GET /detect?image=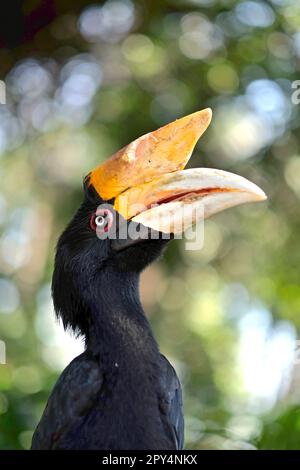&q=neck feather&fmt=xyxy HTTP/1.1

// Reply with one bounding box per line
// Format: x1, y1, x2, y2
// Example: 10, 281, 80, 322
82, 268, 159, 364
